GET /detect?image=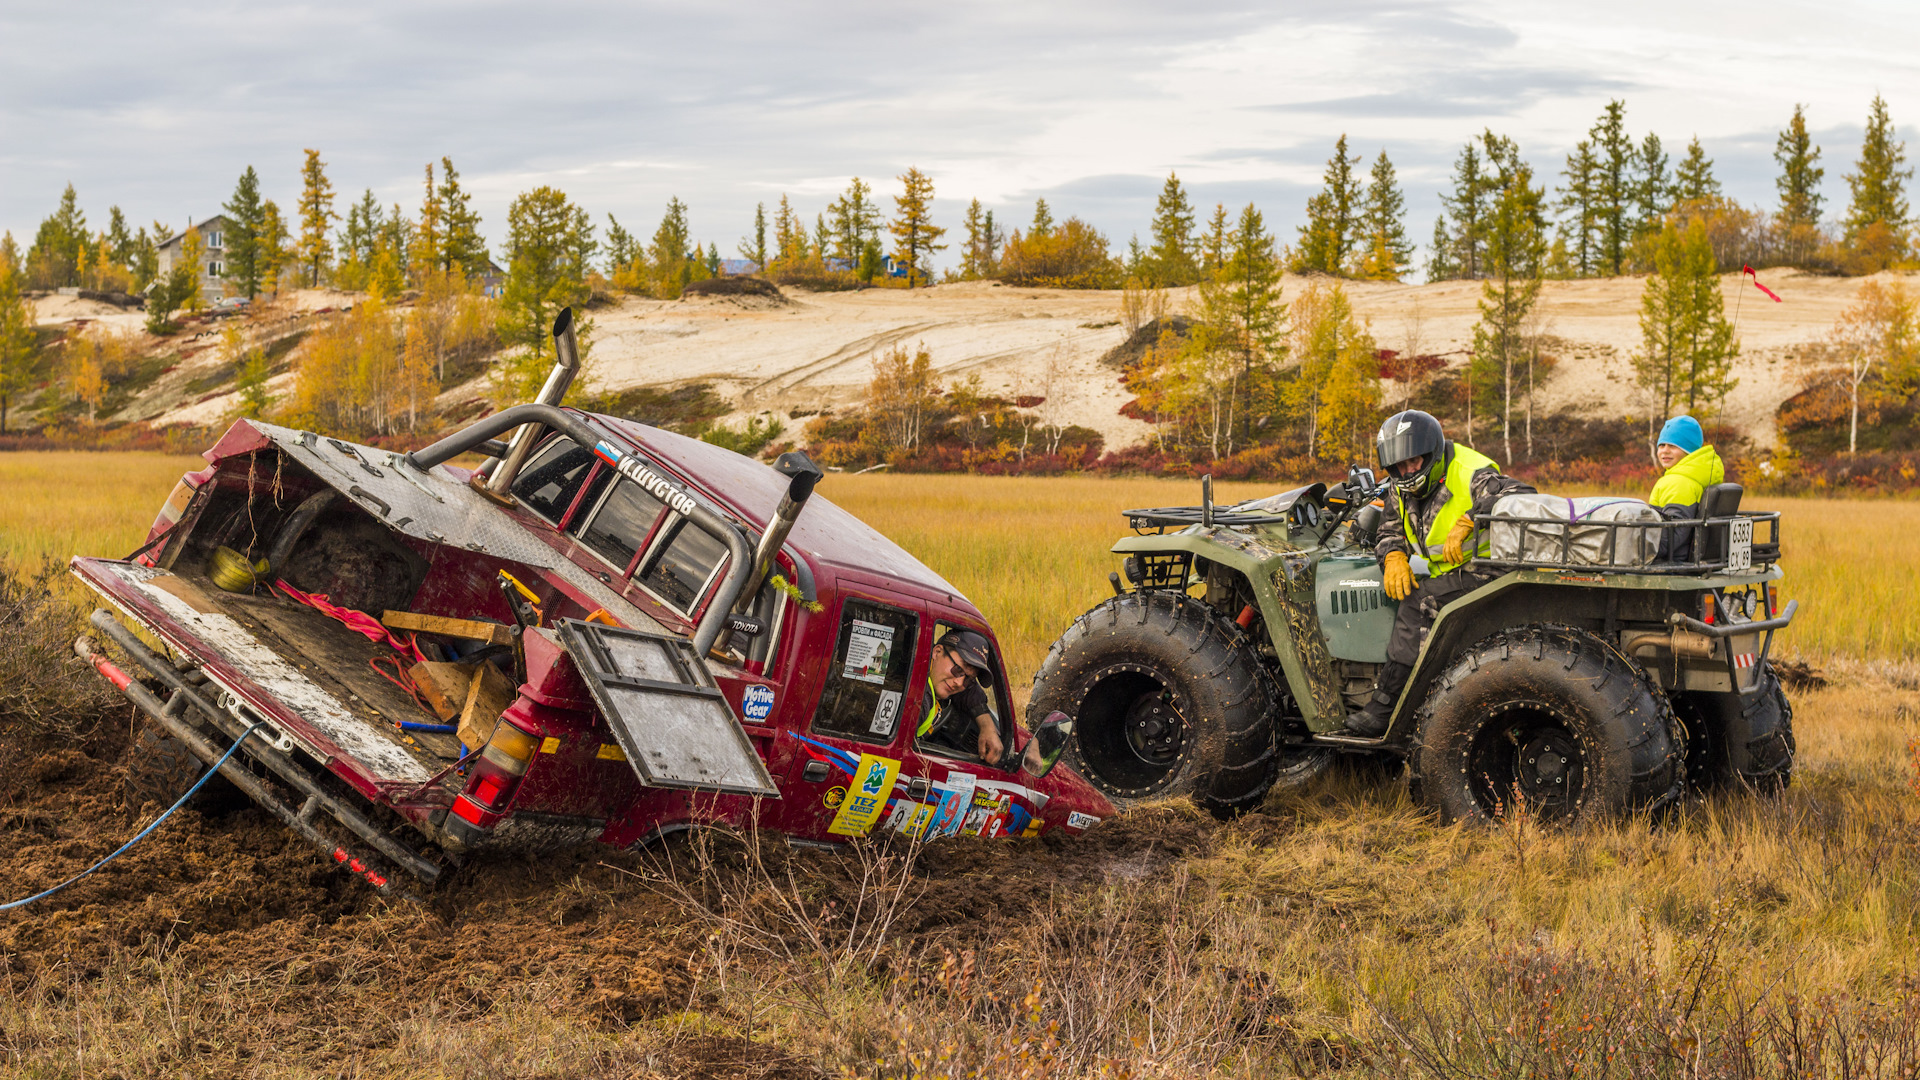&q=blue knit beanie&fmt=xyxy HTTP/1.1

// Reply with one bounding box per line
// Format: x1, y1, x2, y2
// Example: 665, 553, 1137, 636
1657, 415, 1703, 454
